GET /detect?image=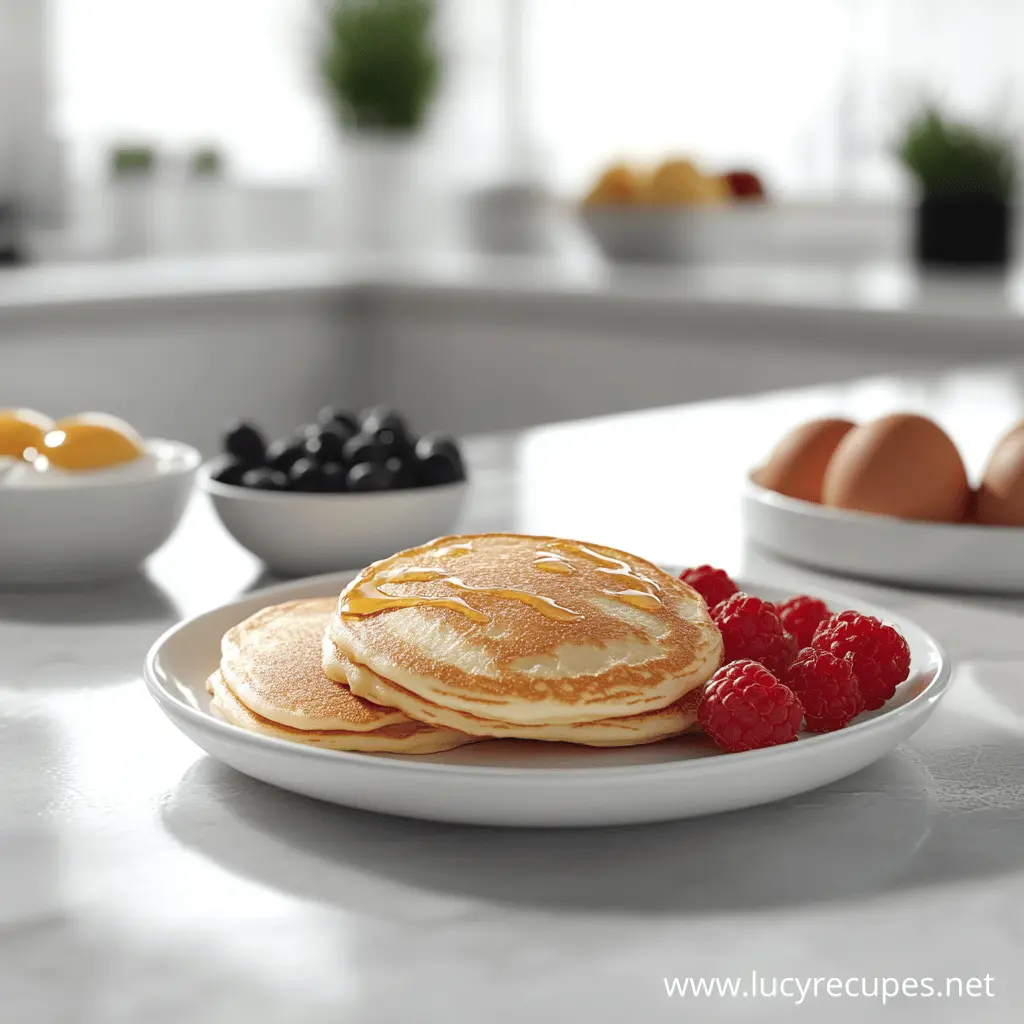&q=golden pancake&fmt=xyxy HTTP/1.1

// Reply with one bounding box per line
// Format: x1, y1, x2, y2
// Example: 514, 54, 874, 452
326, 533, 722, 726
221, 598, 407, 732
325, 637, 704, 746
208, 671, 474, 754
